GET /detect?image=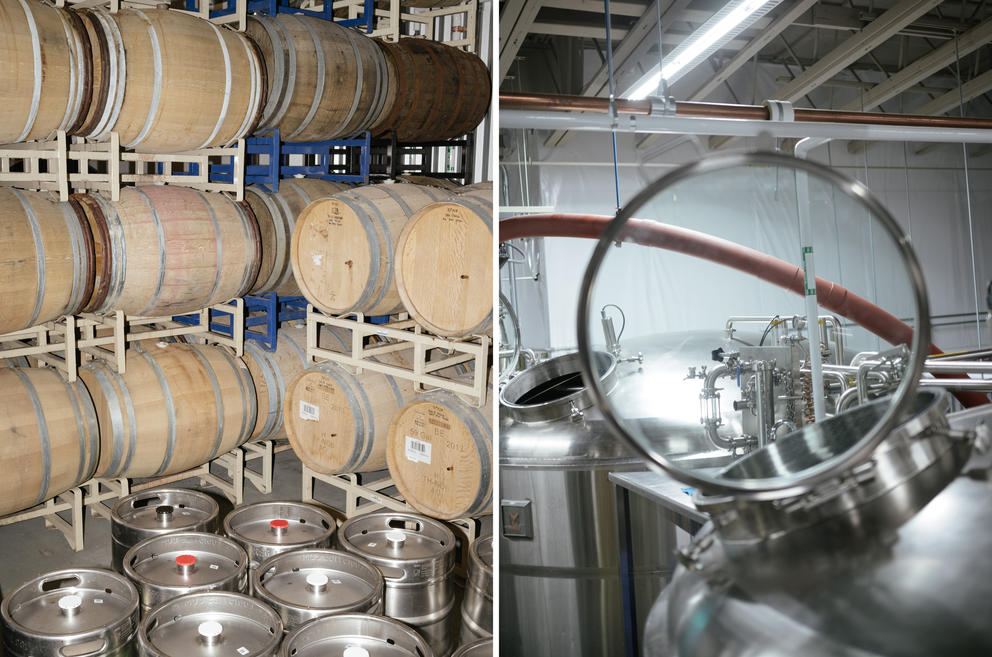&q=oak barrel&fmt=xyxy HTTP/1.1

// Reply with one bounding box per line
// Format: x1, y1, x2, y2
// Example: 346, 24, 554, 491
243, 325, 309, 442
246, 179, 350, 296
0, 188, 93, 335
0, 0, 87, 143
395, 186, 492, 337
83, 185, 260, 317
74, 8, 262, 153
372, 38, 490, 142
0, 367, 99, 517
79, 343, 257, 479
291, 182, 449, 316
386, 388, 492, 519
284, 353, 416, 474
458, 181, 493, 195
246, 14, 387, 141
397, 175, 462, 191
